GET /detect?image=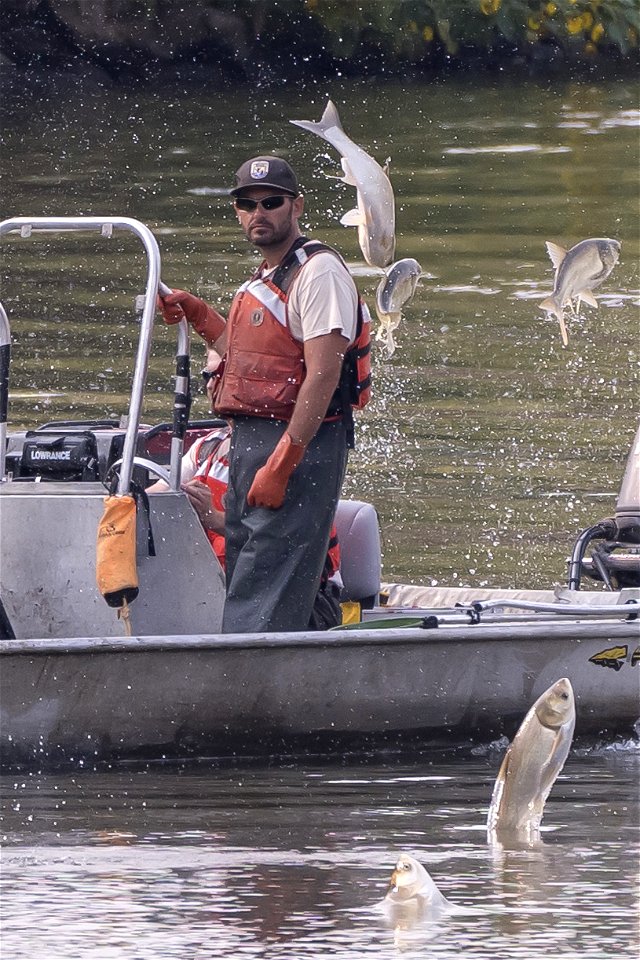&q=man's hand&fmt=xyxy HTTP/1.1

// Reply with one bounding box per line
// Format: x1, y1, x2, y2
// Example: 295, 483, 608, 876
157, 290, 226, 347
182, 479, 225, 533
247, 433, 306, 510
